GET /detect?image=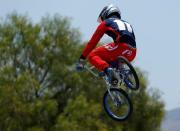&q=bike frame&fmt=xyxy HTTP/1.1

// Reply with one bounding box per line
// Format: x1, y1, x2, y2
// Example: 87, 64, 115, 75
84, 65, 121, 101
82, 56, 138, 121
